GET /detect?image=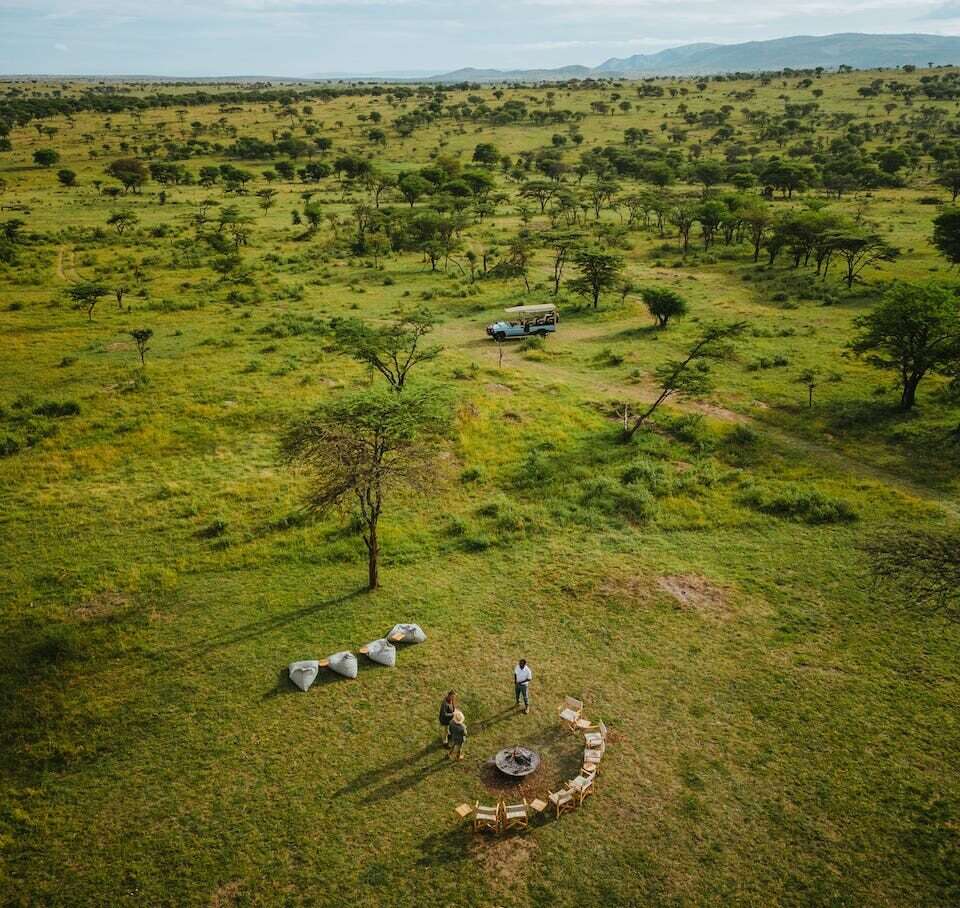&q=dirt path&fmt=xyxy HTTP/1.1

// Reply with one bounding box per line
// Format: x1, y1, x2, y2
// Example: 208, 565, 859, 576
55, 245, 81, 283
457, 331, 960, 521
